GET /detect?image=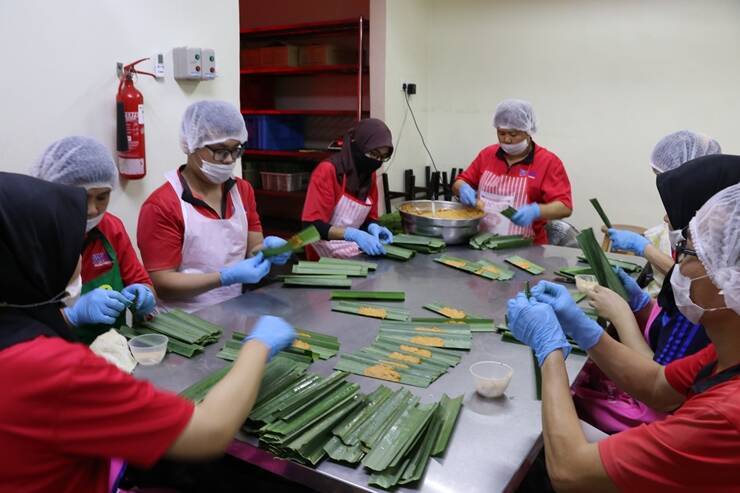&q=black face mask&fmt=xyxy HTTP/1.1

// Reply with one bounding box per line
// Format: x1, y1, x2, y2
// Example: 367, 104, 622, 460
352, 145, 383, 175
